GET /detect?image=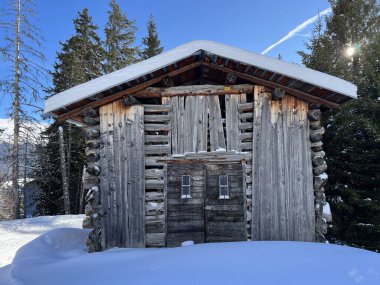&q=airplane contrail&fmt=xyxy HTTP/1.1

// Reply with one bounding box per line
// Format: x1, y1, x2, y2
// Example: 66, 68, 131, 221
261, 7, 332, 55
